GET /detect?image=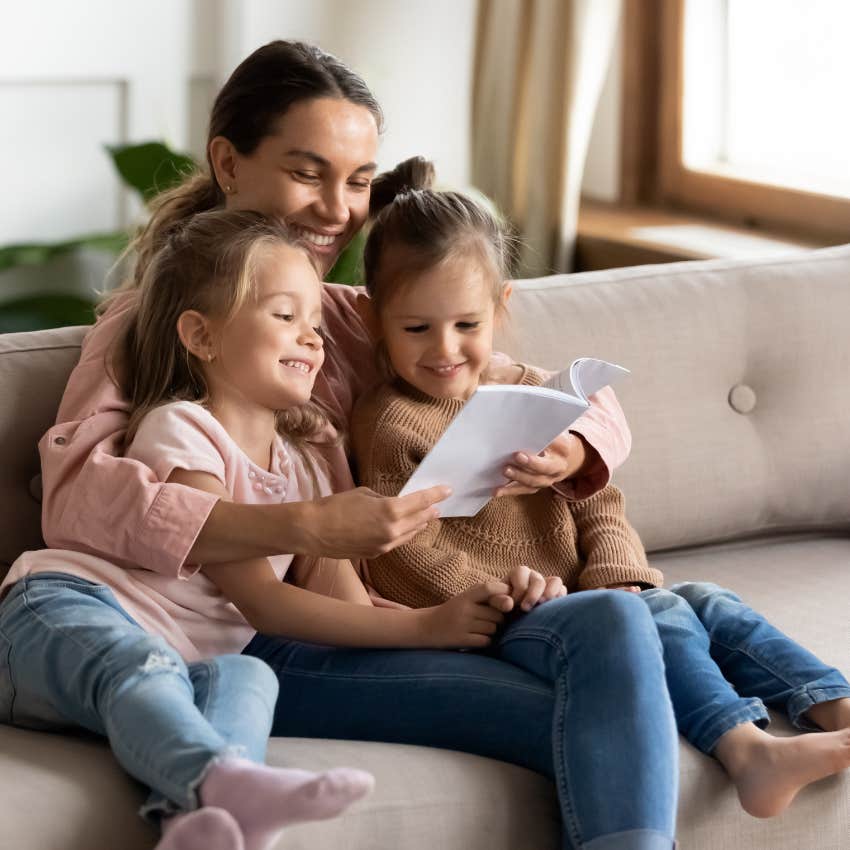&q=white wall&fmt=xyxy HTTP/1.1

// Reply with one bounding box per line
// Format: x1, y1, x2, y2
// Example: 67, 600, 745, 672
219, 0, 477, 188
